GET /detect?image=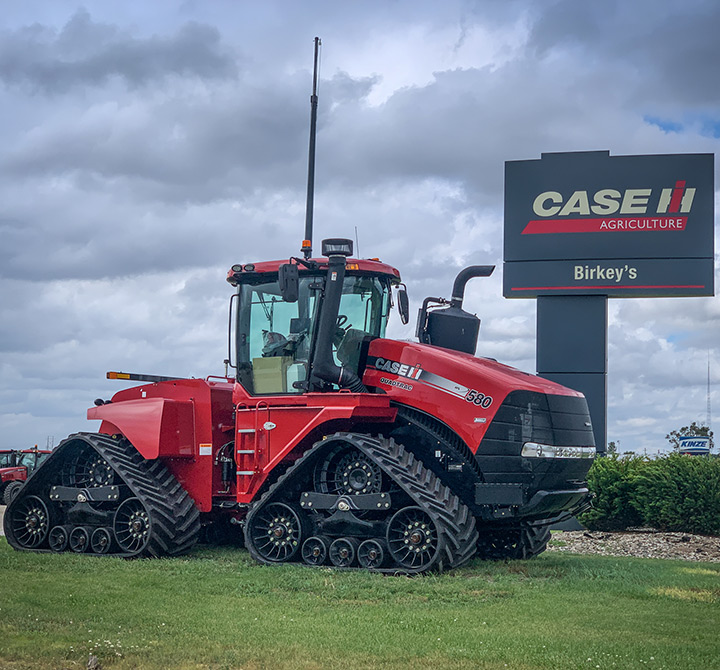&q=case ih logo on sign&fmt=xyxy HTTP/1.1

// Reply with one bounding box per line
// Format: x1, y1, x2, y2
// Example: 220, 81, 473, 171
503, 151, 715, 298
525, 180, 695, 234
